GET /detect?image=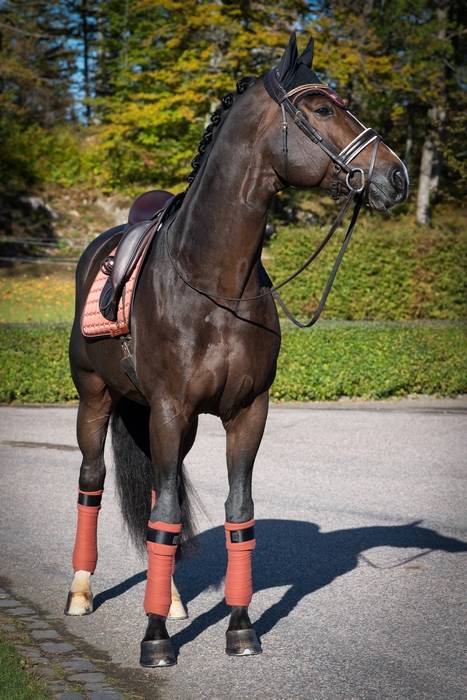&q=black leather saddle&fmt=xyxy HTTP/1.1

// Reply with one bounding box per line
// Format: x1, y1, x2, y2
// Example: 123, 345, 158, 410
99, 190, 174, 322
